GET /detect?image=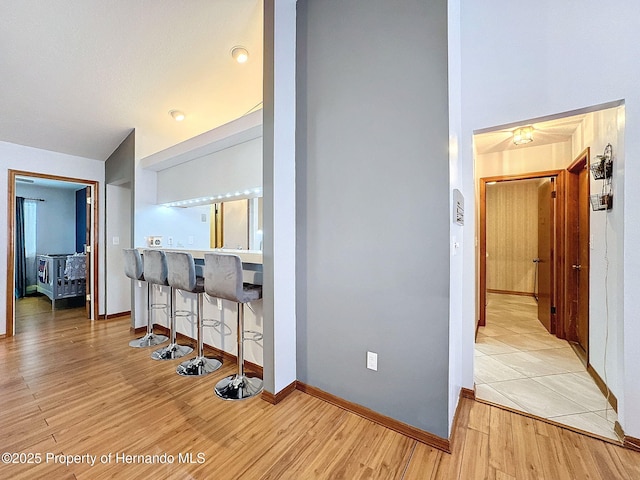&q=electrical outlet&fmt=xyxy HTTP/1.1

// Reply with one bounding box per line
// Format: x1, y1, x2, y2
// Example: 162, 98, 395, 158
188, 235, 194, 245
367, 351, 378, 371
167, 236, 173, 246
